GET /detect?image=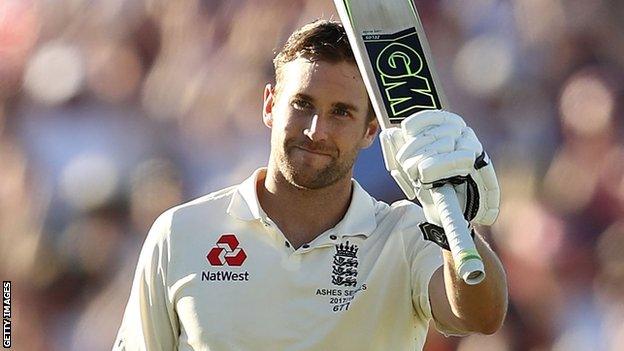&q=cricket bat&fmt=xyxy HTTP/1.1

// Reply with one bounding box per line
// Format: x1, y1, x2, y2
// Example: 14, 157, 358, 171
334, 0, 485, 284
